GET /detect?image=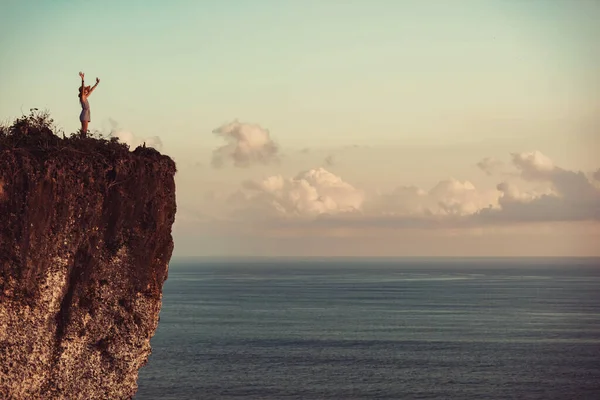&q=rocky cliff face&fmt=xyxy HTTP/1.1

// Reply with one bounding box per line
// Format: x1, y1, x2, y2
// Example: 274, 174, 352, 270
0, 112, 177, 399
